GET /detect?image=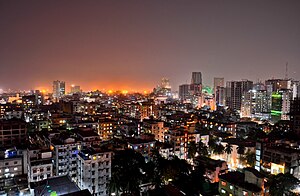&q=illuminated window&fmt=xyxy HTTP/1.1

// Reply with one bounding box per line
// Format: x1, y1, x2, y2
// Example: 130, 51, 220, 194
5, 168, 9, 172
243, 191, 248, 196
14, 167, 18, 171
221, 189, 226, 194
229, 185, 233, 190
